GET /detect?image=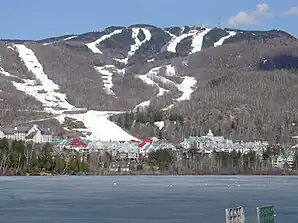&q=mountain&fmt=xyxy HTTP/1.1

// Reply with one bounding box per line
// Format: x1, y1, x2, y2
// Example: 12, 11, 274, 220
0, 24, 298, 142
